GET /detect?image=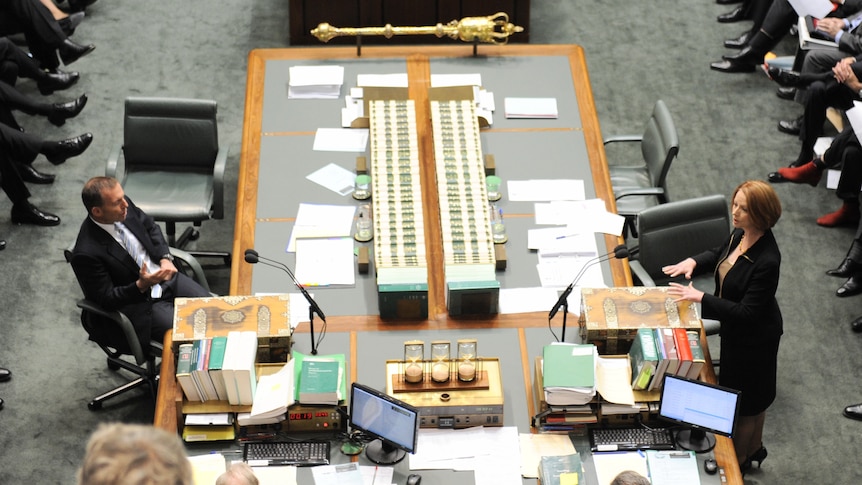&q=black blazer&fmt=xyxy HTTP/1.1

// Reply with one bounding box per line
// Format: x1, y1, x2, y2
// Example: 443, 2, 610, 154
70, 196, 171, 313
692, 228, 783, 344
